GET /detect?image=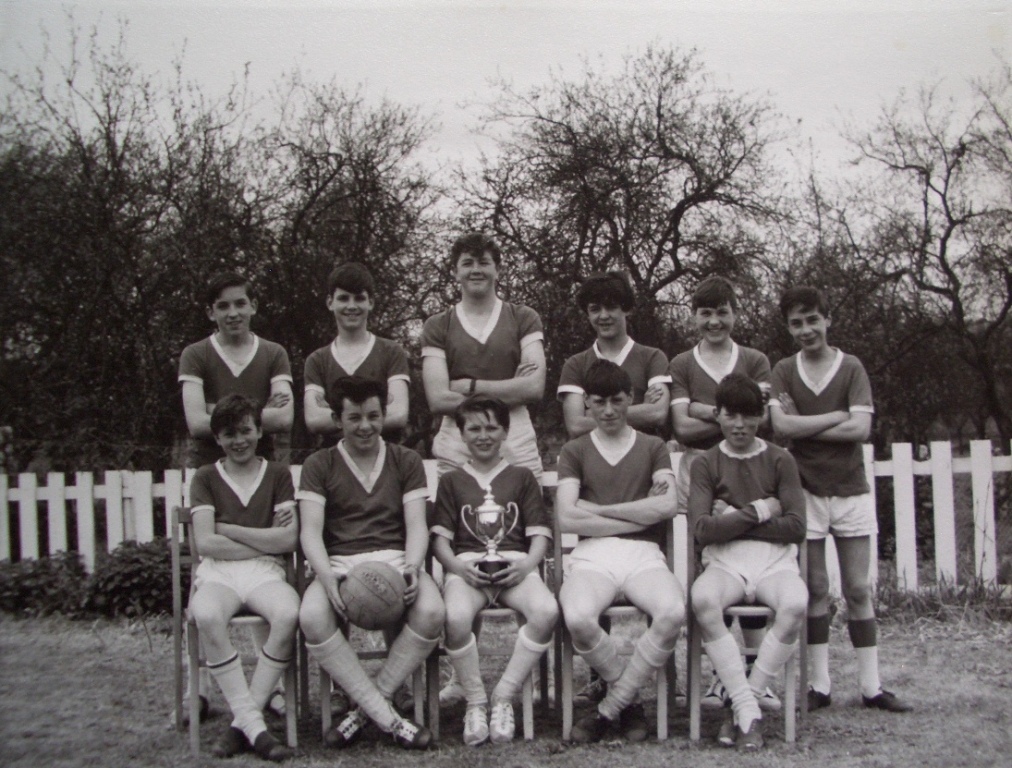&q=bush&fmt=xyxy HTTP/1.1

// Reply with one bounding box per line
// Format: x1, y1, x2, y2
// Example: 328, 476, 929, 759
84, 538, 177, 618
0, 551, 88, 617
